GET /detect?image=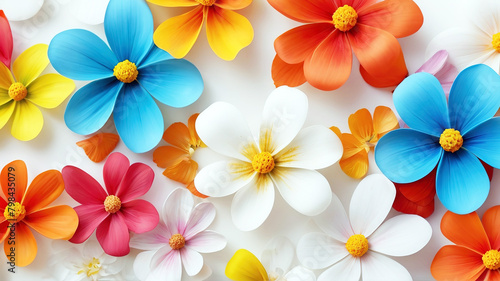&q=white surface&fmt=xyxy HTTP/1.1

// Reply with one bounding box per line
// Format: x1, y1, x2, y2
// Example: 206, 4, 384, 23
1, 0, 498, 280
